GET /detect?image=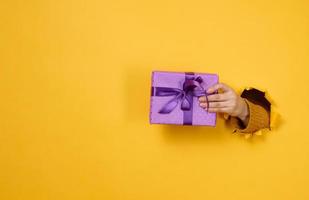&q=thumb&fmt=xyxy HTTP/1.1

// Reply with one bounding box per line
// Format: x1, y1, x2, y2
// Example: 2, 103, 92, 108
206, 83, 230, 94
